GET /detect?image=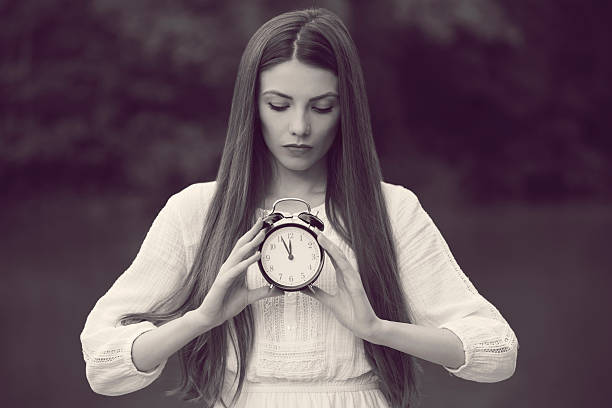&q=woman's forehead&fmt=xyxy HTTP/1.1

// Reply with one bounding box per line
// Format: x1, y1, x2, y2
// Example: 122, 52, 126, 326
259, 59, 338, 98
